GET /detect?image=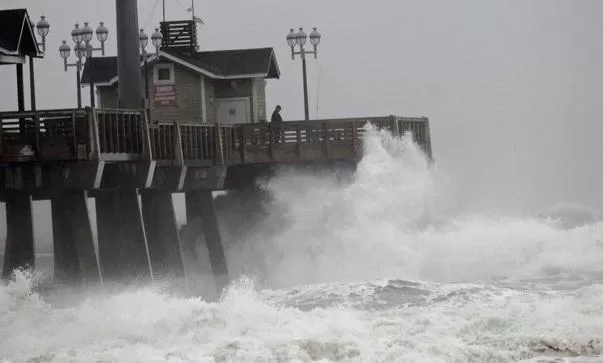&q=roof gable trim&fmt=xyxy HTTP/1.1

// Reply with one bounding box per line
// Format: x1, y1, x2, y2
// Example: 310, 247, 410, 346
0, 9, 42, 57
0, 12, 26, 56
267, 49, 281, 78
100, 50, 272, 86
0, 45, 19, 56
162, 51, 272, 79
17, 13, 25, 54
23, 13, 42, 56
